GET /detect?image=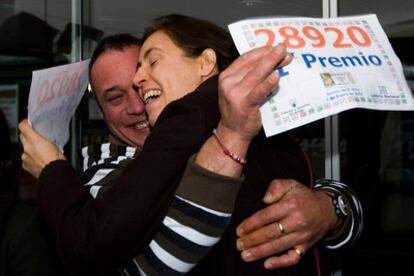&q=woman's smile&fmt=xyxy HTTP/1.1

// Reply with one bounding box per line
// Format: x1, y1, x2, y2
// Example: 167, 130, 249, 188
141, 89, 162, 104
